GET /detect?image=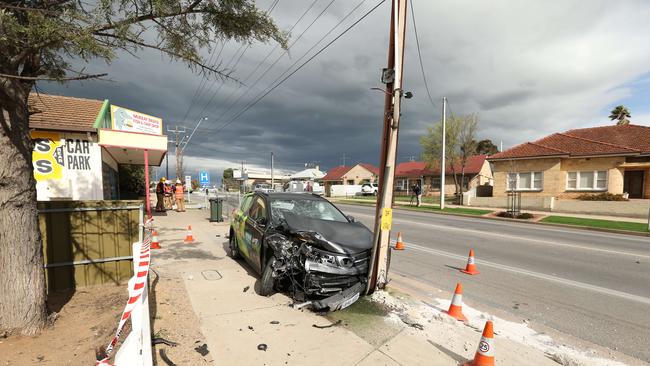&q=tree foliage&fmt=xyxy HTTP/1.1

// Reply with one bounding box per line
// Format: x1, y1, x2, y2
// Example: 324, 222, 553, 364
609, 105, 631, 125
420, 114, 480, 195
0, 0, 287, 87
475, 139, 499, 155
